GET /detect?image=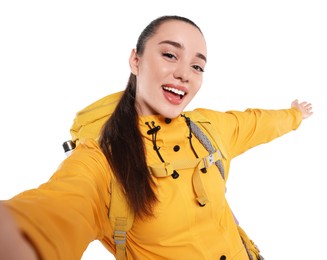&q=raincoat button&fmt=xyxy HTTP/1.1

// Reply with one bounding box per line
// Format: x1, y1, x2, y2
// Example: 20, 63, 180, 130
171, 170, 179, 179
165, 118, 172, 124
220, 255, 226, 260
173, 145, 180, 152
